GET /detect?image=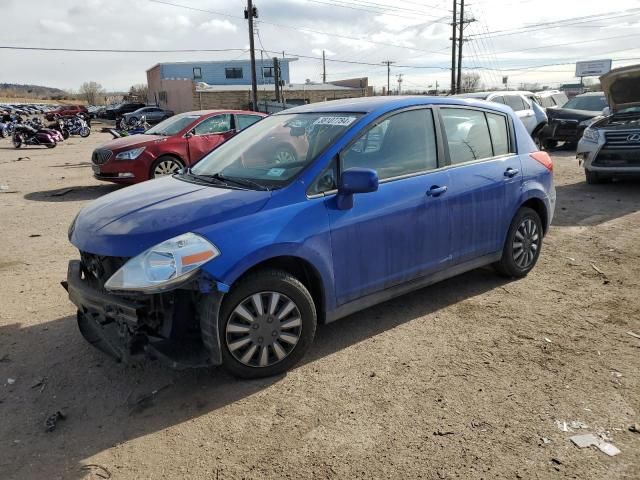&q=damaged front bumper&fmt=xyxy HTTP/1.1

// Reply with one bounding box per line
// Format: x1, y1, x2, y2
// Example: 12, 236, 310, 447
578, 135, 640, 175
62, 260, 223, 369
